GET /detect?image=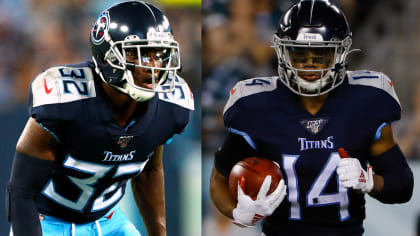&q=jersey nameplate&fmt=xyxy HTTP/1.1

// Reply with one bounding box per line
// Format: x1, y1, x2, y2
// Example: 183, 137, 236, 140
158, 76, 194, 110
32, 66, 96, 107
223, 77, 278, 114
